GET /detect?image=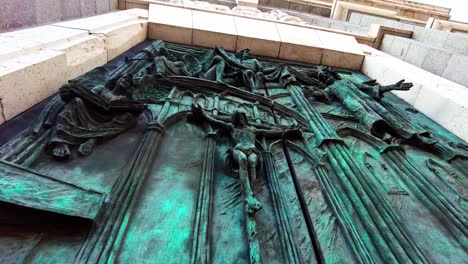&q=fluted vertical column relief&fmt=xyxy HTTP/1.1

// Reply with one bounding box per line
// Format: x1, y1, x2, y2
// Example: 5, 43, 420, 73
287, 84, 427, 263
